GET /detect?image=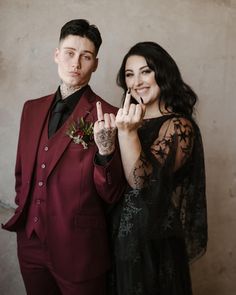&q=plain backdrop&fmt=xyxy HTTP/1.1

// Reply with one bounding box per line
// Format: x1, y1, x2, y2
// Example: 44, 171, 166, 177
0, 1, 235, 294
